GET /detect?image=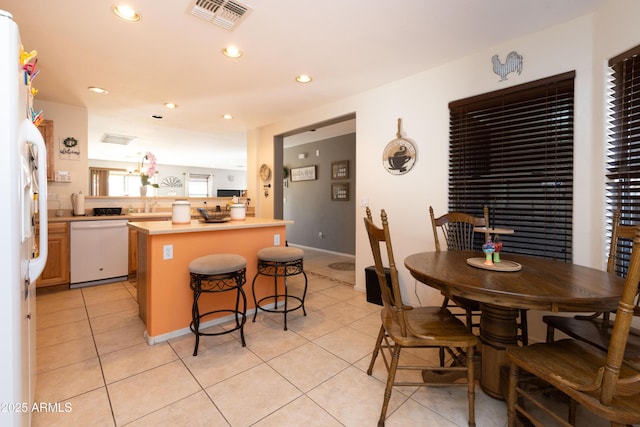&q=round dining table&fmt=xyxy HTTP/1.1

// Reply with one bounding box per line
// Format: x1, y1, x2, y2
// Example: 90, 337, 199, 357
404, 250, 626, 399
